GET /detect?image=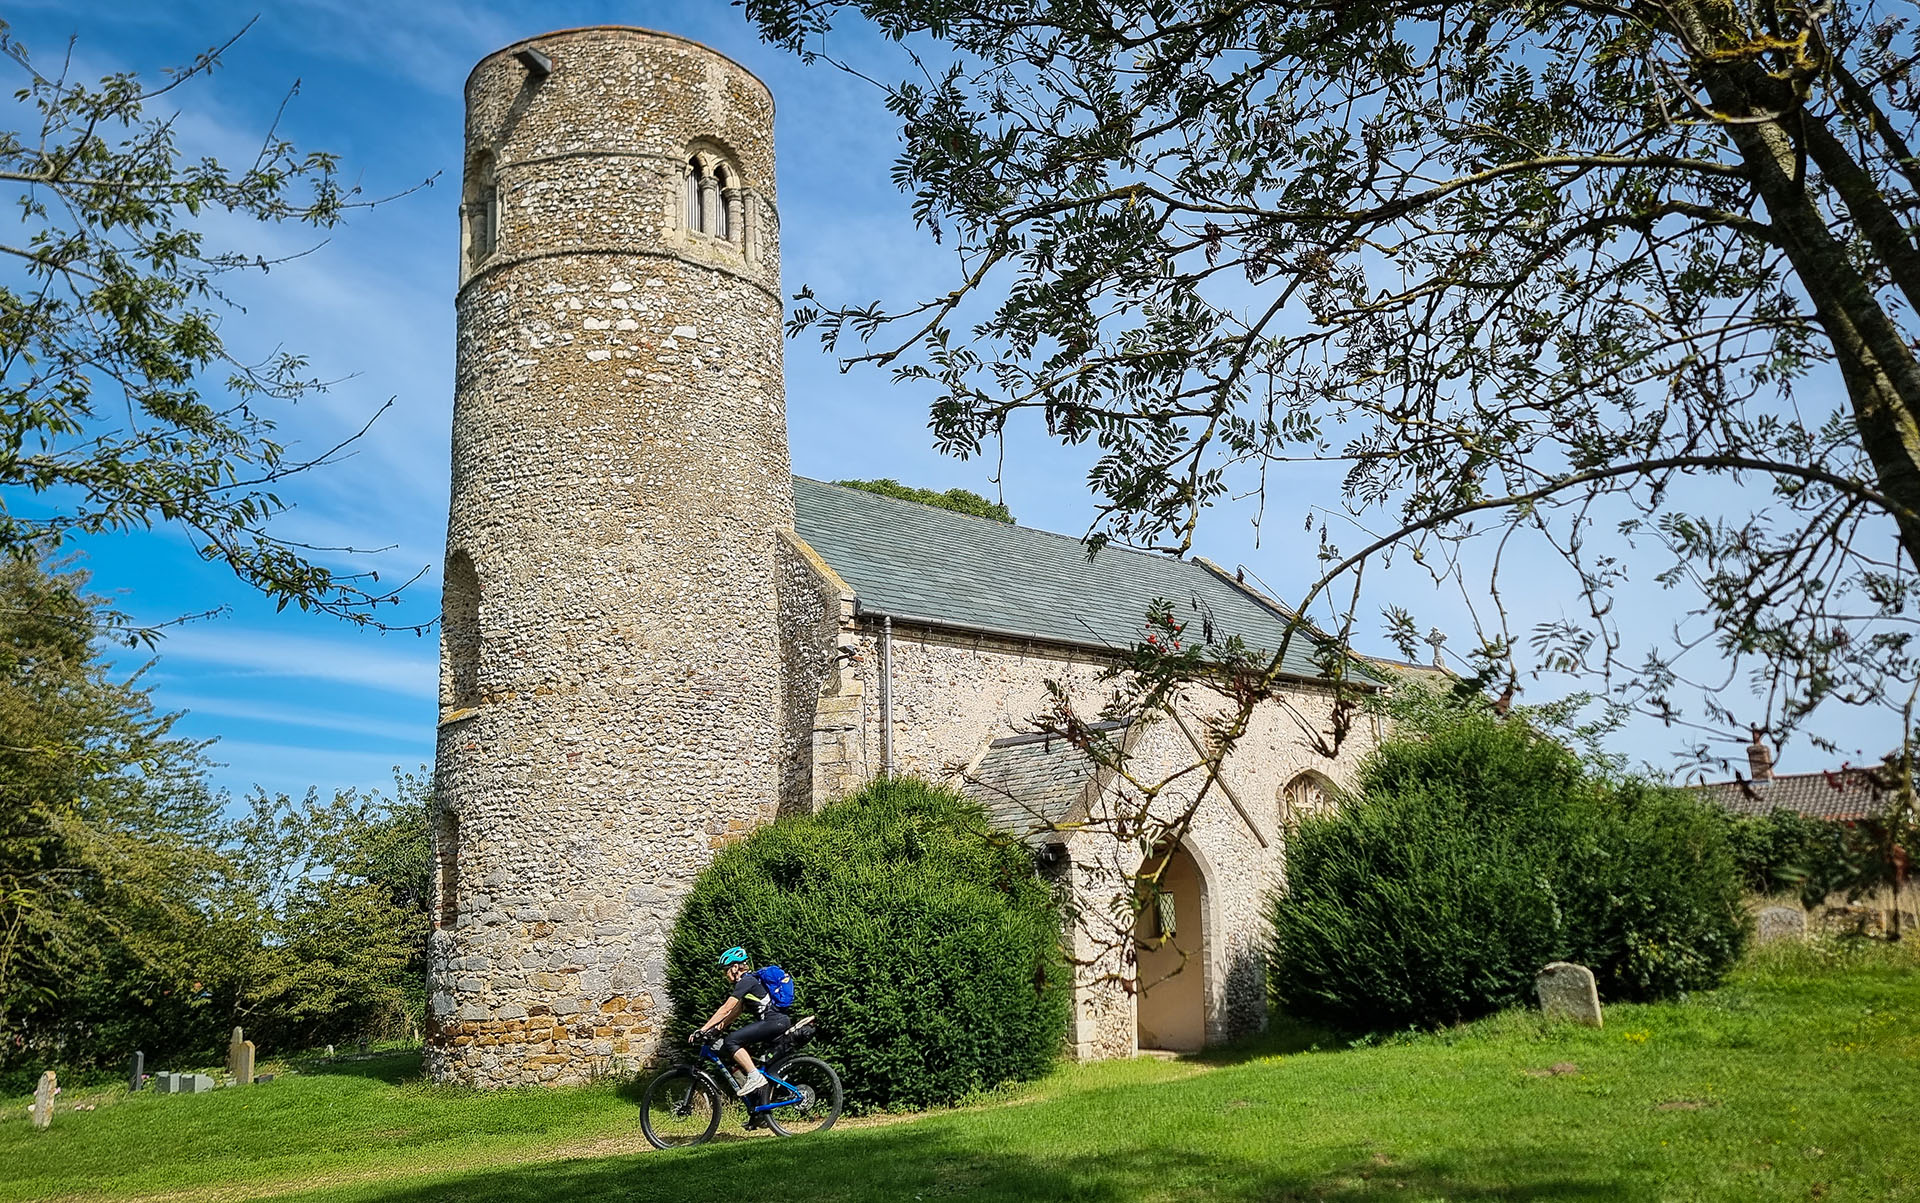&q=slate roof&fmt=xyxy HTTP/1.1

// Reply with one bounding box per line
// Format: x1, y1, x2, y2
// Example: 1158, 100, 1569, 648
960, 723, 1126, 840
1691, 770, 1887, 822
791, 476, 1370, 683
